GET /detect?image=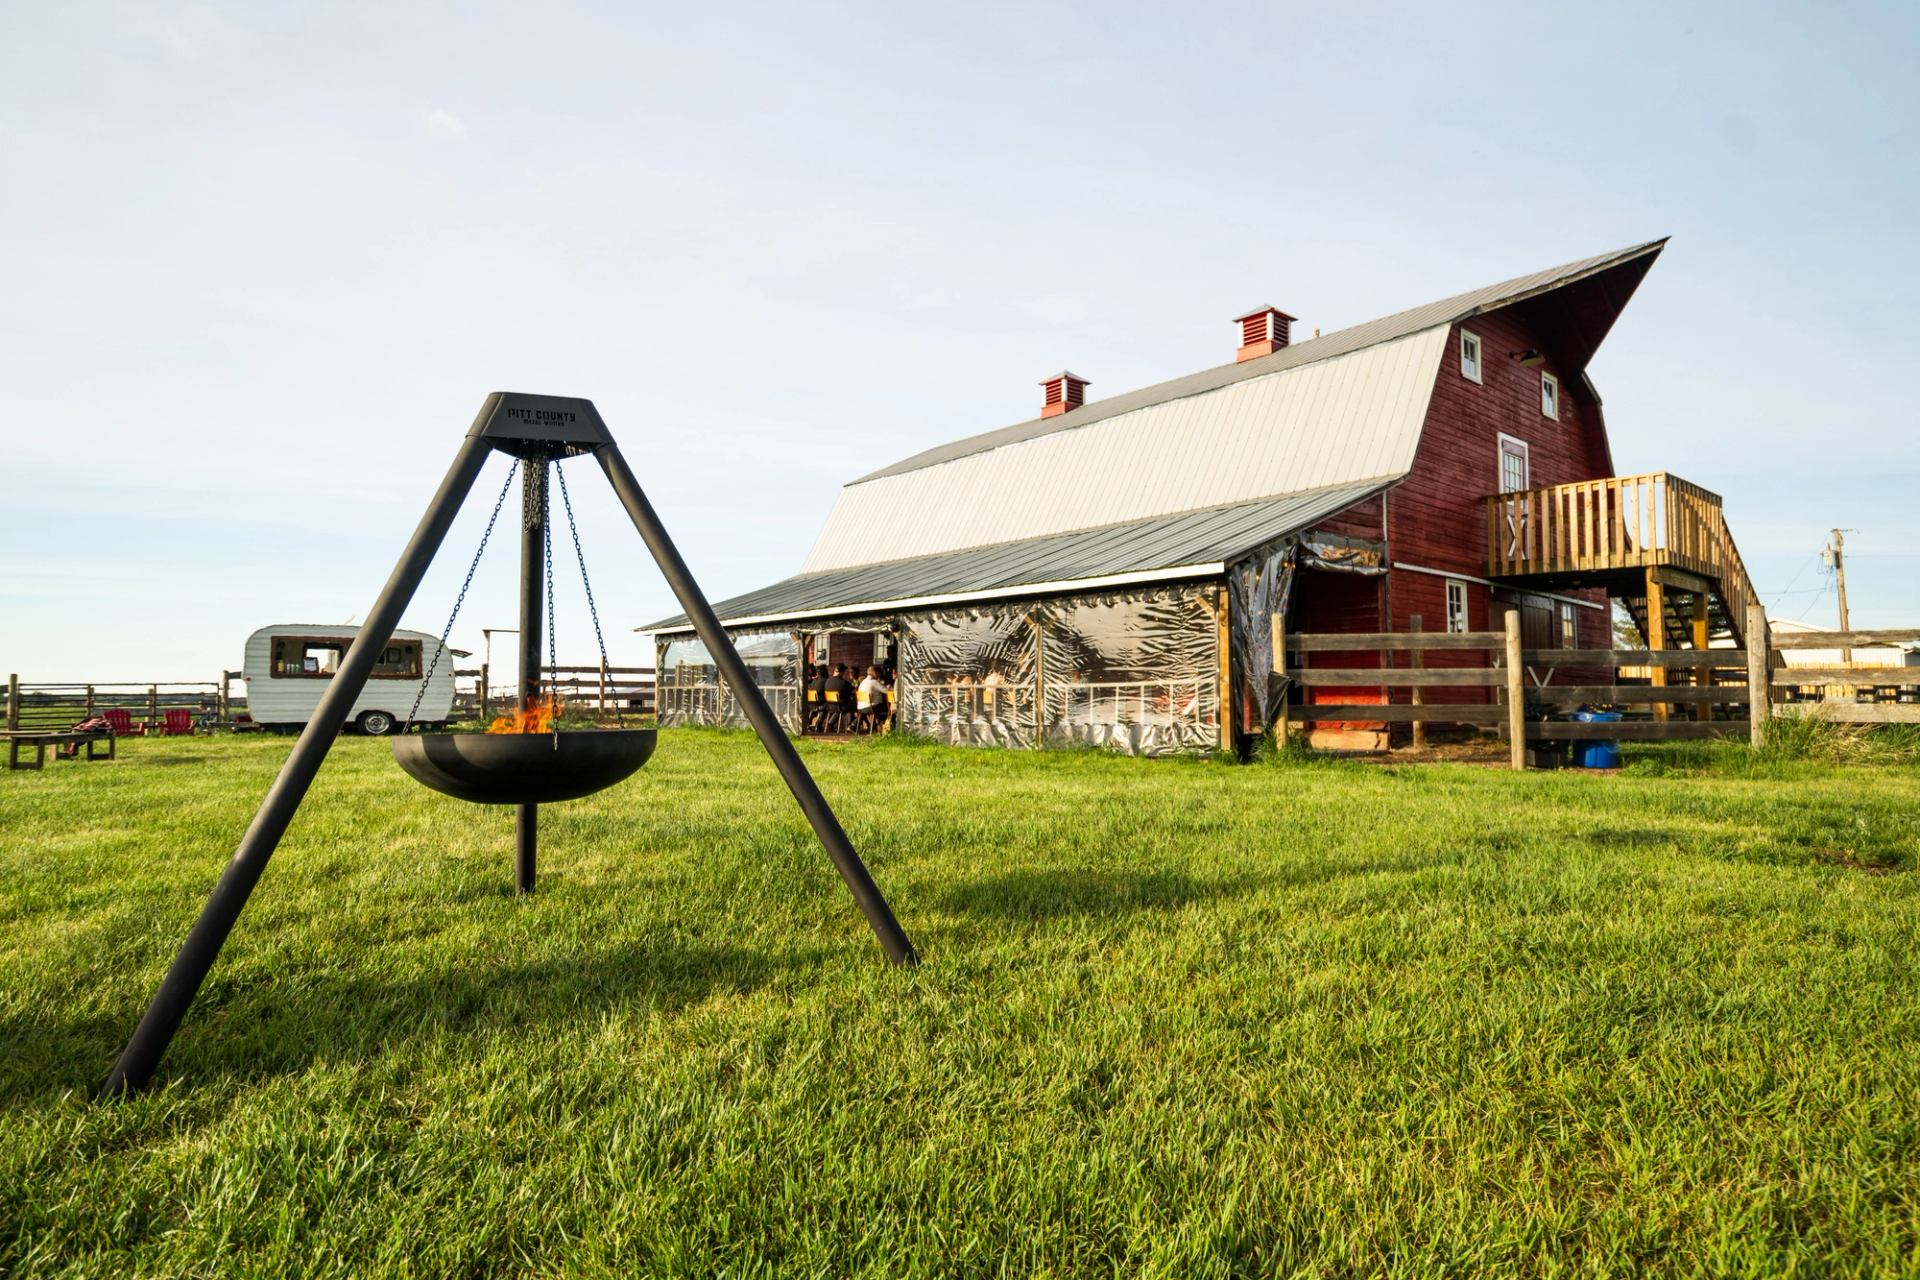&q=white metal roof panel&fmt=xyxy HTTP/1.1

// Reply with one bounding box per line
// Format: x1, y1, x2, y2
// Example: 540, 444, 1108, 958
802, 325, 1447, 573
858, 238, 1666, 484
